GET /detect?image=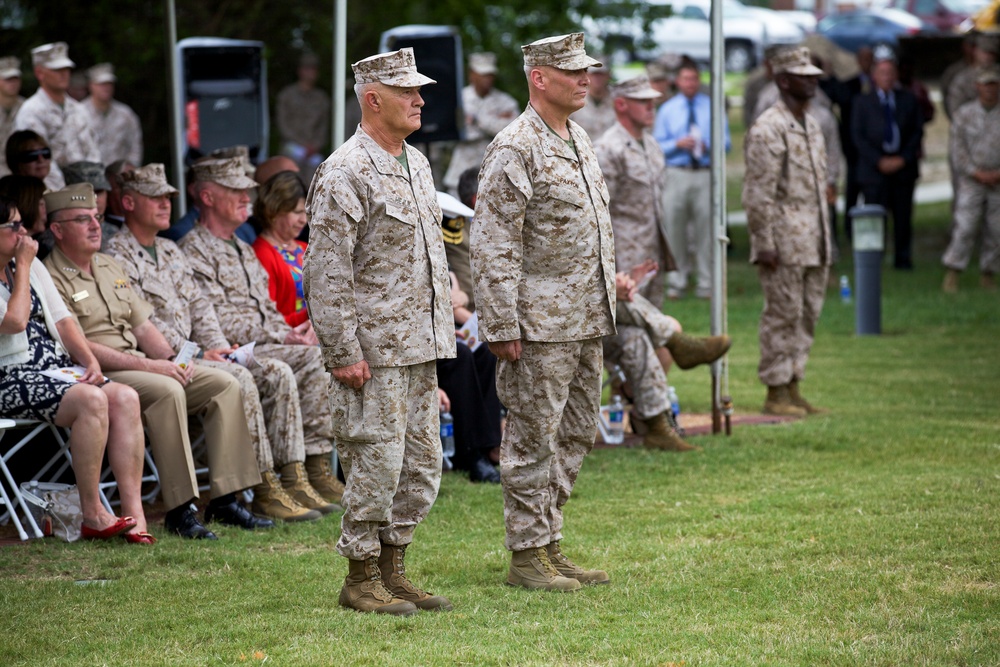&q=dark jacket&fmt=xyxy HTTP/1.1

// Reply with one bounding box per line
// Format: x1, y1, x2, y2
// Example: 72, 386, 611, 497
850, 87, 923, 186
